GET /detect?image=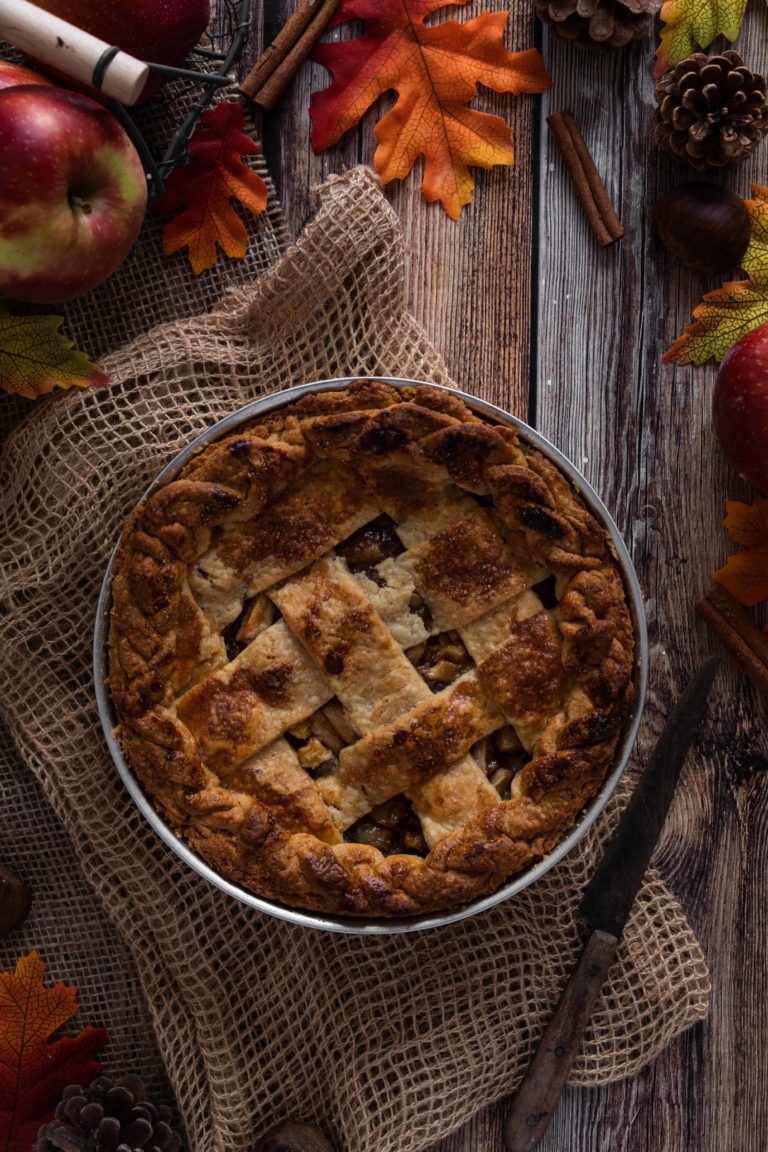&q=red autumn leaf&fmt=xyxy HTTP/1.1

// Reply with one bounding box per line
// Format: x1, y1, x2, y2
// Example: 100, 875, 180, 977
160, 102, 268, 274
310, 0, 550, 220
714, 496, 768, 606
0, 952, 107, 1152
